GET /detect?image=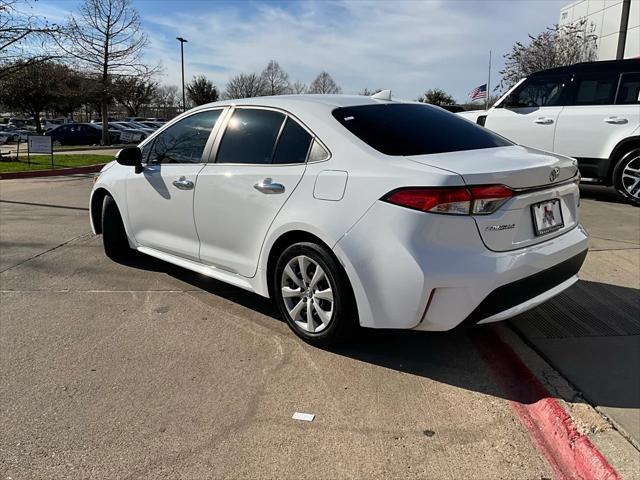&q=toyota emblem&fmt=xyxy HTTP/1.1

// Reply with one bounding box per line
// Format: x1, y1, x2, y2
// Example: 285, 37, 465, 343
549, 167, 560, 182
